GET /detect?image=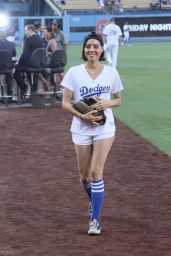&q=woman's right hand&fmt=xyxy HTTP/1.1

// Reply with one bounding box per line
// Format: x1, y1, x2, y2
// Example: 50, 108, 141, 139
80, 110, 103, 125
